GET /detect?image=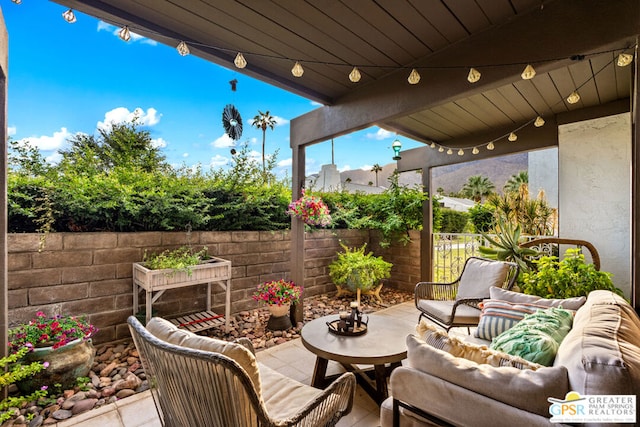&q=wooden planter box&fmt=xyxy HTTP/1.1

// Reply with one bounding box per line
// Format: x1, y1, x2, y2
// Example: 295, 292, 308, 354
132, 257, 232, 332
